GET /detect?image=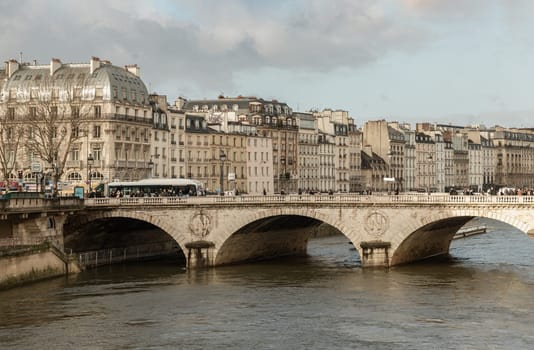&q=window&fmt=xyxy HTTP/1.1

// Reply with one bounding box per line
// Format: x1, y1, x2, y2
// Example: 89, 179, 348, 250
93, 149, 101, 161
72, 127, 80, 138
67, 172, 82, 181
93, 125, 101, 138
7, 108, 15, 120
71, 149, 79, 161
71, 106, 79, 118
94, 106, 101, 117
